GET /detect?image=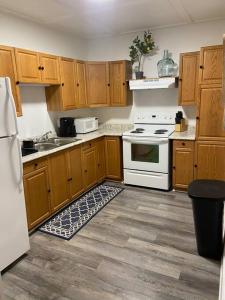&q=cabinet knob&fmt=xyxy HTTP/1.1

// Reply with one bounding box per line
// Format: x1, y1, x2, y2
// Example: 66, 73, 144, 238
48, 189, 51, 193
107, 83, 110, 87
84, 170, 87, 173
98, 163, 100, 167
77, 83, 80, 87
16, 81, 20, 85
173, 166, 176, 170
179, 78, 182, 81
200, 65, 204, 69
38, 66, 42, 70
41, 67, 44, 71
196, 116, 200, 120
62, 83, 64, 86
194, 164, 197, 168
182, 142, 185, 146
122, 82, 125, 86
89, 143, 91, 147
34, 163, 38, 167
67, 177, 72, 182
